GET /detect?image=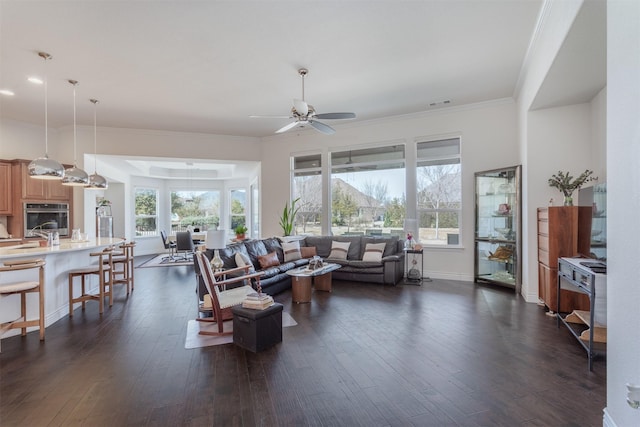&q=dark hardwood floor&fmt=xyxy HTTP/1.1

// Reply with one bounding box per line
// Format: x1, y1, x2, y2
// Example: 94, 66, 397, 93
1, 259, 605, 426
